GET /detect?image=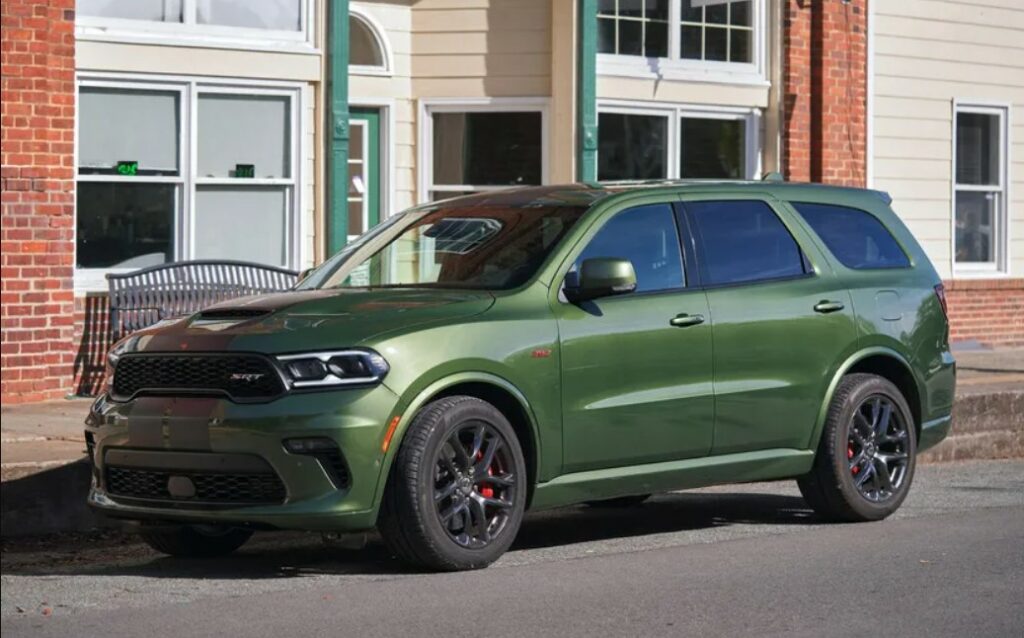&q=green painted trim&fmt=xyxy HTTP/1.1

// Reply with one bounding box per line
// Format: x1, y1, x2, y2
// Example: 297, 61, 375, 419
577, 0, 598, 181
919, 414, 952, 452
328, 0, 351, 254
530, 449, 814, 510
